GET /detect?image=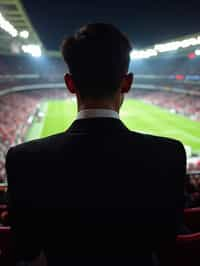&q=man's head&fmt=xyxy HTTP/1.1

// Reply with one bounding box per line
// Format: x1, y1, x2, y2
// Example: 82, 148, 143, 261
61, 23, 133, 111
